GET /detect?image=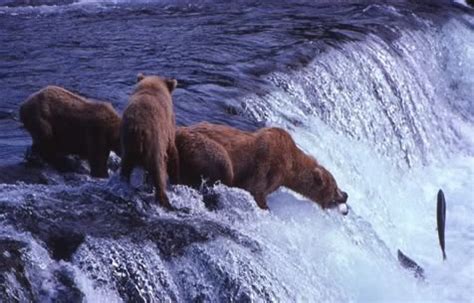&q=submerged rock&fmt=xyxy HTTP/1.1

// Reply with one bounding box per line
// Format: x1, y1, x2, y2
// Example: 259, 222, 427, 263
0, 238, 33, 302
0, 151, 121, 185
0, 178, 285, 302
0, 235, 85, 303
